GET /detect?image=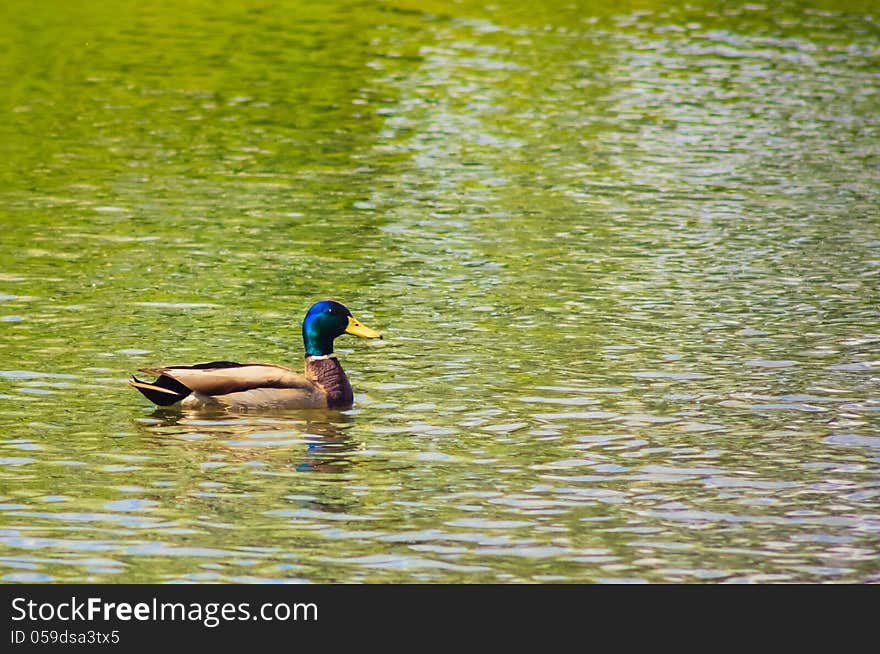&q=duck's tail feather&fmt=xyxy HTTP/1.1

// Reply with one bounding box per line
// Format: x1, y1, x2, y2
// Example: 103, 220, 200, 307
128, 375, 192, 406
